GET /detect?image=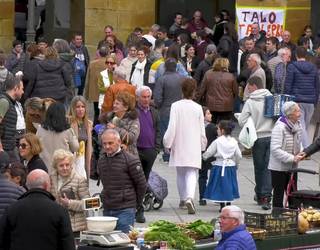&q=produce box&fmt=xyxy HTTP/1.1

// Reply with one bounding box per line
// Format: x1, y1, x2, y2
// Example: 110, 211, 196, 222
245, 208, 298, 237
